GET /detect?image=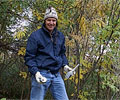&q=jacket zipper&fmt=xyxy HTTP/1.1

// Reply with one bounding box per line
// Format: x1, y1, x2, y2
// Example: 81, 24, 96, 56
50, 33, 53, 42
